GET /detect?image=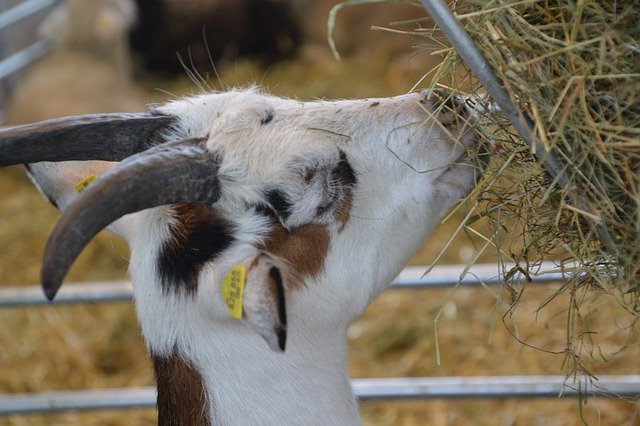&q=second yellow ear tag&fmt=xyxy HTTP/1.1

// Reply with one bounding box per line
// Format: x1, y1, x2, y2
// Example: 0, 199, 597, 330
222, 265, 246, 320
75, 175, 97, 193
